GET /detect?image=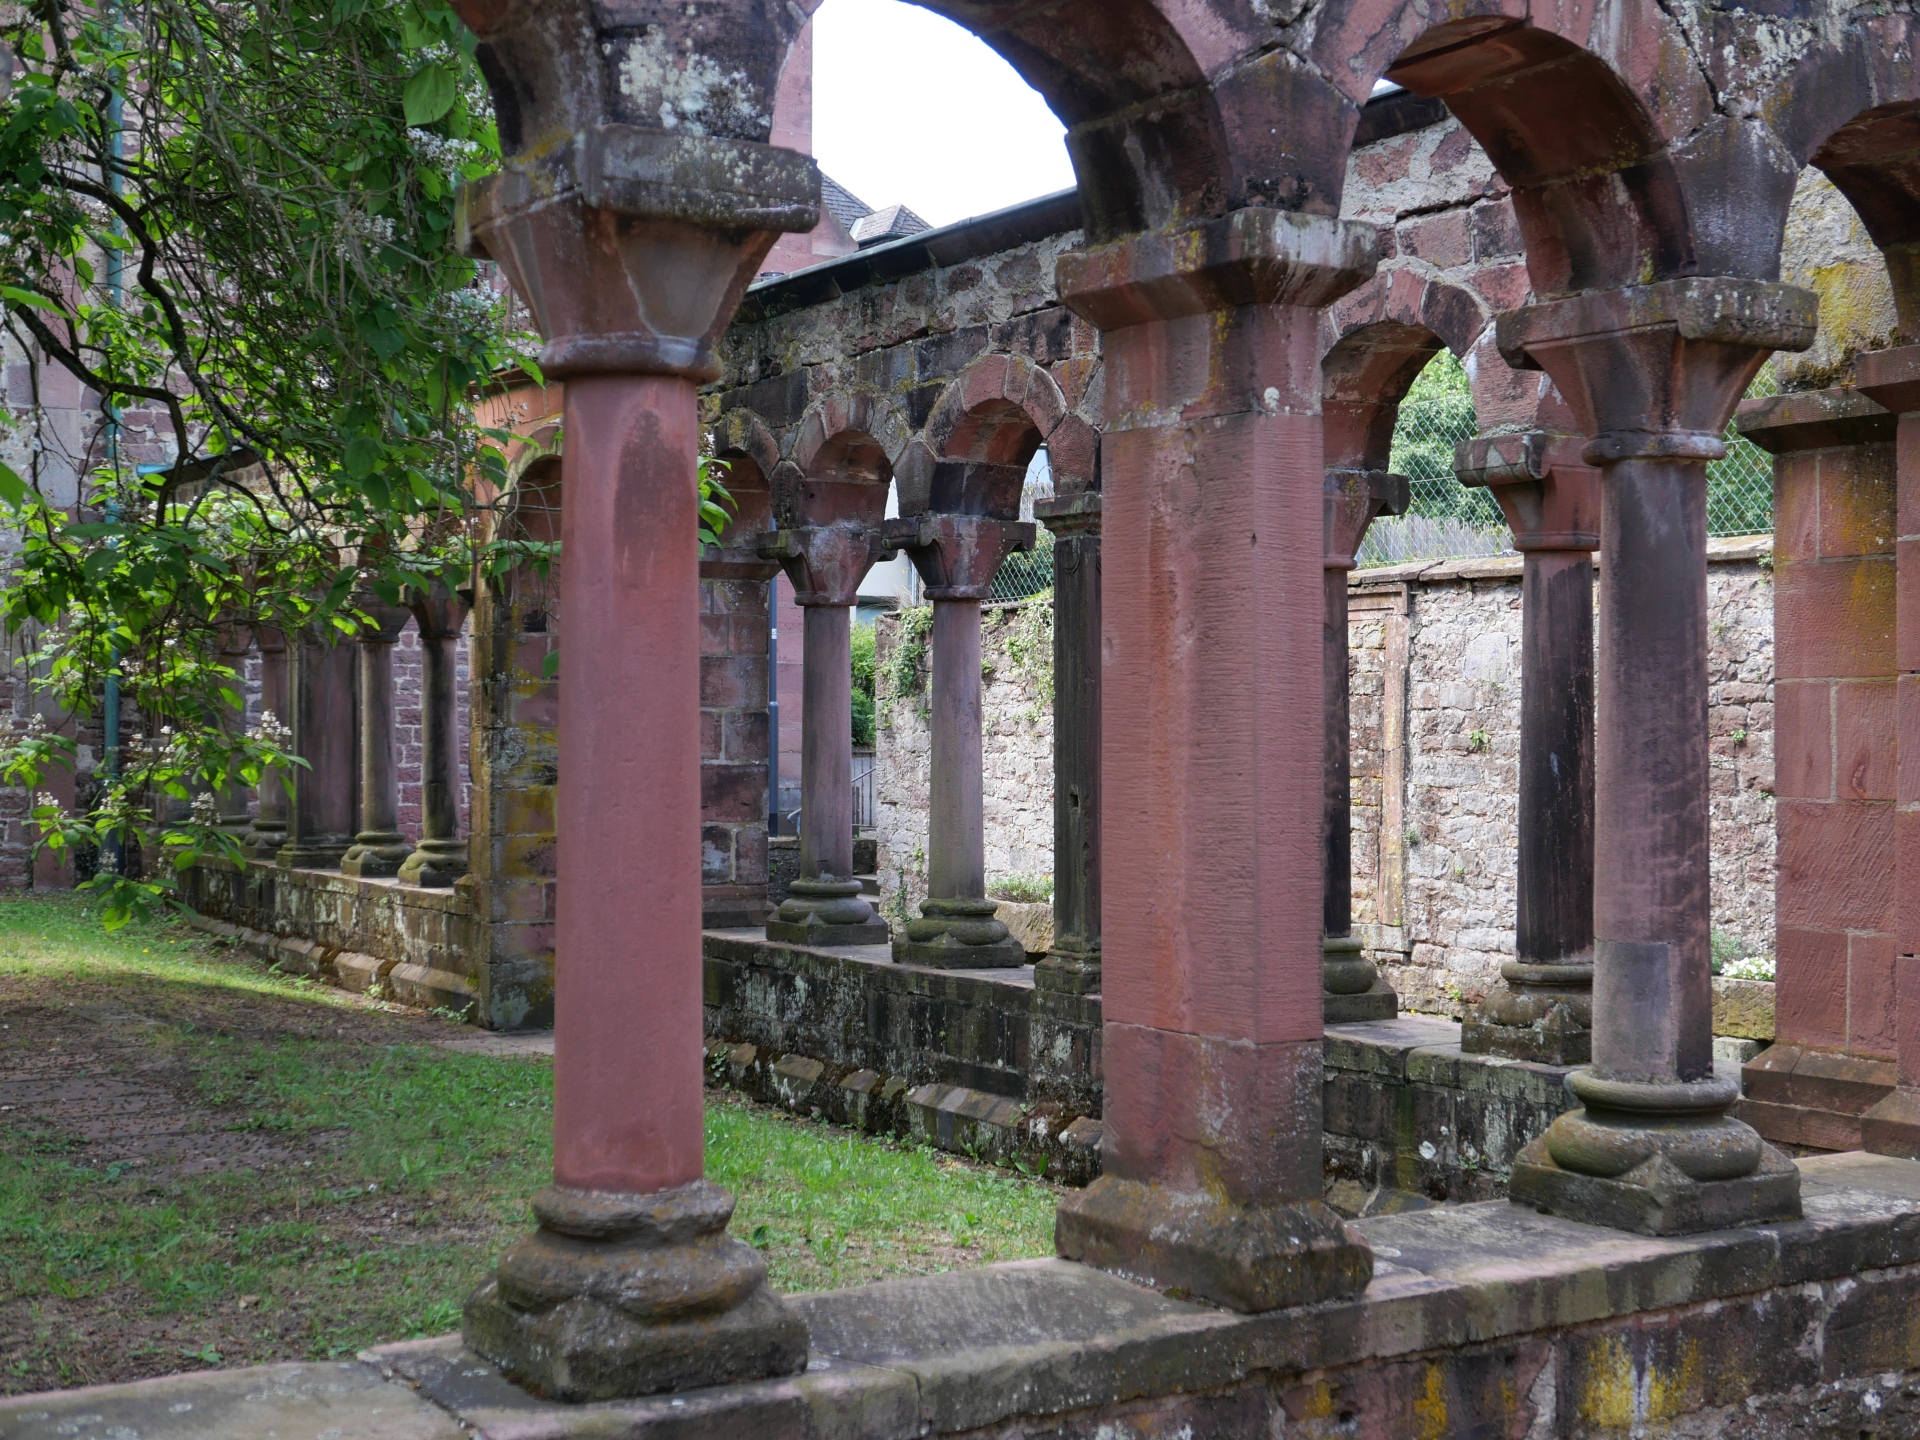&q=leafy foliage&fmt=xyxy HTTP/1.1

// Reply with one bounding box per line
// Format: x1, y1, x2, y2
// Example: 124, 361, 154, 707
0, 0, 535, 922
850, 618, 876, 749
